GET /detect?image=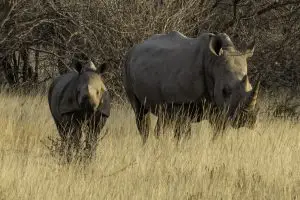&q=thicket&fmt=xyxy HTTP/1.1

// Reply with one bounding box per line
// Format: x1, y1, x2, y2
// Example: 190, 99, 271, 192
0, 0, 299, 99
